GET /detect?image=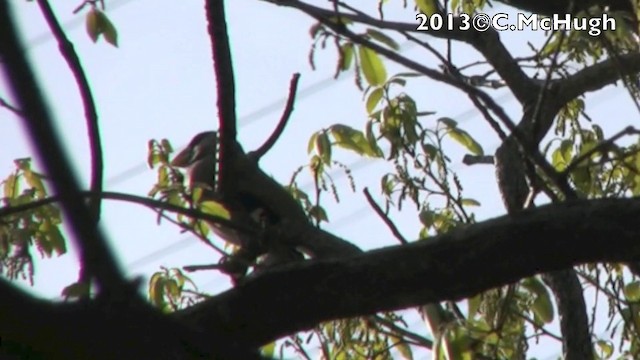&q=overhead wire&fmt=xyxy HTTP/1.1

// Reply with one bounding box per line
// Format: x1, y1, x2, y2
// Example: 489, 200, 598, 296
127, 88, 514, 271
